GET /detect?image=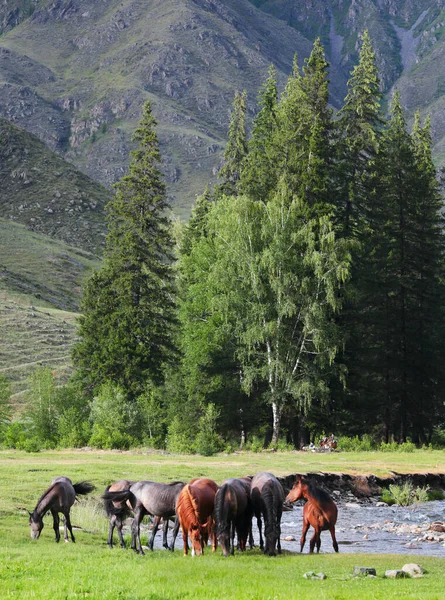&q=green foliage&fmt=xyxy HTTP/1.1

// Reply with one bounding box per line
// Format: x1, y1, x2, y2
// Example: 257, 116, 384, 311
23, 367, 58, 446
1, 422, 28, 449
73, 101, 177, 399
194, 403, 224, 456
88, 382, 138, 449
166, 415, 195, 454
55, 380, 91, 447
385, 482, 430, 506
337, 434, 374, 452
